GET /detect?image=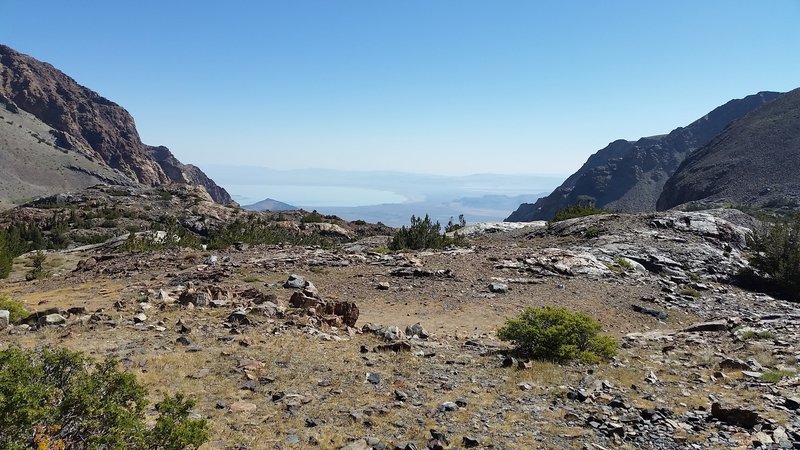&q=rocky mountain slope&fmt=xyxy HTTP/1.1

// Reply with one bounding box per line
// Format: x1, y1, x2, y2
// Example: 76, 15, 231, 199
0, 44, 234, 206
506, 91, 781, 221
2, 203, 799, 449
658, 87, 800, 210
